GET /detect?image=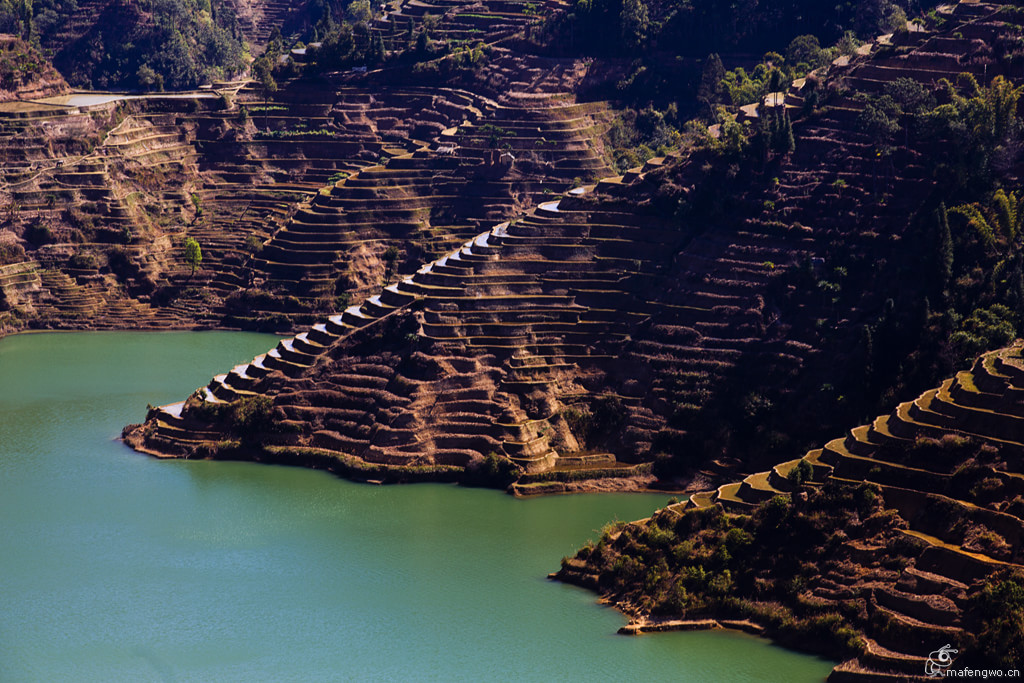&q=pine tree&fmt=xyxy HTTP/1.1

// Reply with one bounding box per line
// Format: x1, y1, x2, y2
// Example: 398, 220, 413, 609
619, 0, 648, 50
769, 108, 795, 155
781, 108, 795, 154
697, 53, 726, 117
935, 202, 954, 295
371, 34, 385, 63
